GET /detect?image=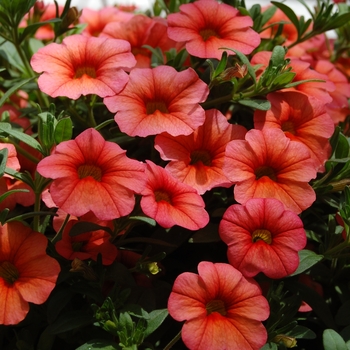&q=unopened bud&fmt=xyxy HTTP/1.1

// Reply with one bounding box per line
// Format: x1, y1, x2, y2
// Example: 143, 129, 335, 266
61, 7, 81, 29
273, 334, 297, 348
147, 262, 160, 275
70, 258, 97, 281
